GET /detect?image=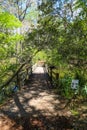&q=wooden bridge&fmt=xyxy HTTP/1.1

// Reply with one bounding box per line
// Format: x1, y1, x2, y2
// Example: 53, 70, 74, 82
0, 65, 87, 130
